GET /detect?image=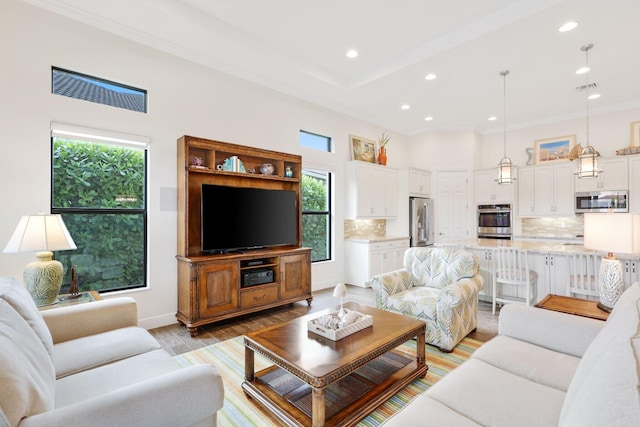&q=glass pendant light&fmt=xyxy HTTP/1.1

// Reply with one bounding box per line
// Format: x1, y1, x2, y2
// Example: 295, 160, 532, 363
496, 70, 515, 184
576, 44, 600, 179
